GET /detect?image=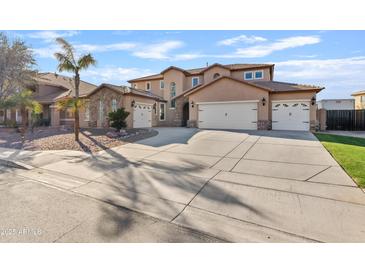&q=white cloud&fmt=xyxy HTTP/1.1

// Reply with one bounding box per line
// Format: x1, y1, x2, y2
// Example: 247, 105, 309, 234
32, 45, 61, 58
33, 42, 137, 58
28, 31, 79, 42
82, 66, 154, 85
76, 42, 136, 52
218, 35, 267, 46
235, 36, 321, 58
132, 40, 184, 60
274, 56, 365, 99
